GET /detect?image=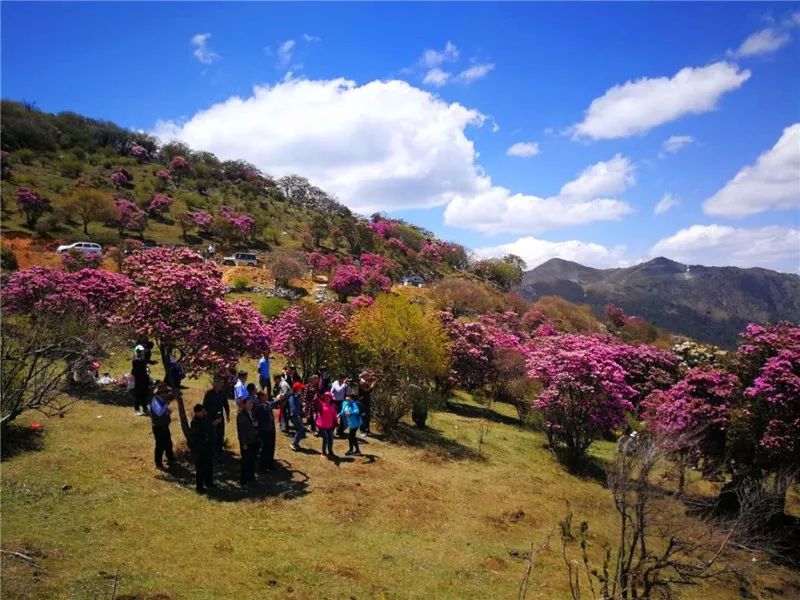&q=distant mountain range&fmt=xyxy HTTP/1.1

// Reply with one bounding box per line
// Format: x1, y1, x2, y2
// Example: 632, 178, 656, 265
518, 257, 800, 348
